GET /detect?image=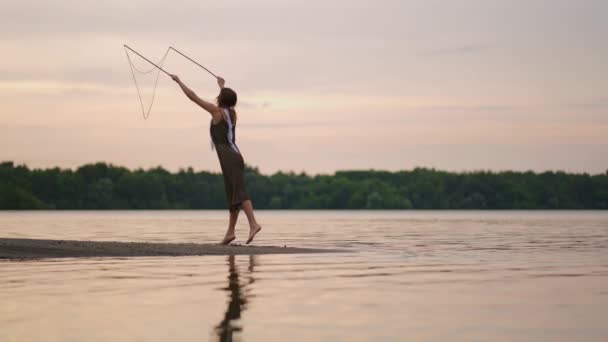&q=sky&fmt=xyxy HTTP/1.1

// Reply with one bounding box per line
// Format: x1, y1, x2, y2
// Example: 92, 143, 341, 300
1, 0, 607, 175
